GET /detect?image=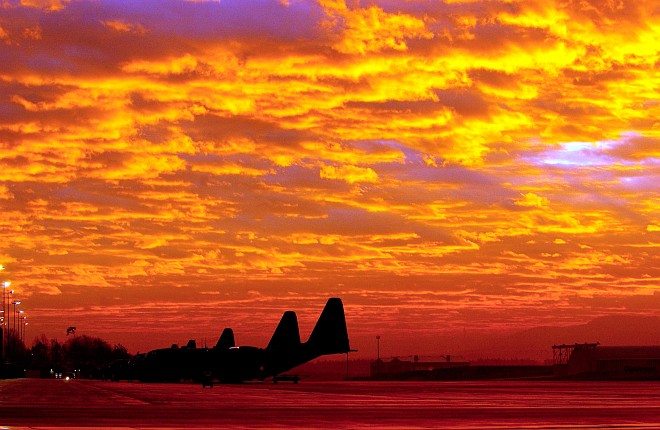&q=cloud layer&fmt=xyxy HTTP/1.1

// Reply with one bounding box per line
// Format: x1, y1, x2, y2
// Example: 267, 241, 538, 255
0, 0, 658, 353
